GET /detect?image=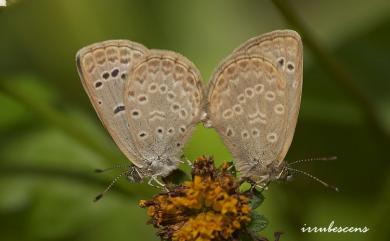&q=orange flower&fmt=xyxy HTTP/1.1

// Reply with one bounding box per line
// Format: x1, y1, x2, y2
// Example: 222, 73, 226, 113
139, 156, 253, 241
